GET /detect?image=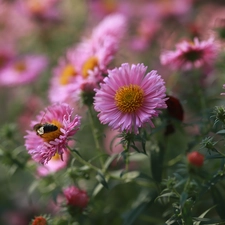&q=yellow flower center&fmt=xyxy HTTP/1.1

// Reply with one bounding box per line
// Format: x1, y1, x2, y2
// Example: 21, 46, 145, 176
59, 64, 77, 85
114, 84, 144, 113
14, 61, 26, 72
51, 153, 61, 161
82, 56, 98, 79
41, 120, 63, 143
